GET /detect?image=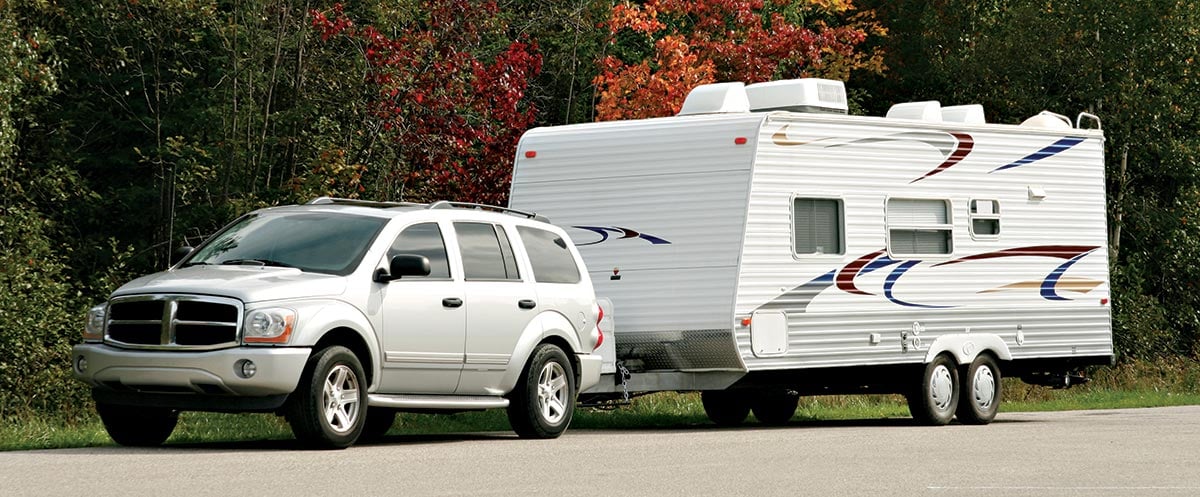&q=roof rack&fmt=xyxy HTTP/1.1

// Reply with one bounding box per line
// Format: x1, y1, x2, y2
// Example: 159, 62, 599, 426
307, 197, 550, 223
306, 197, 425, 208
427, 201, 549, 223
